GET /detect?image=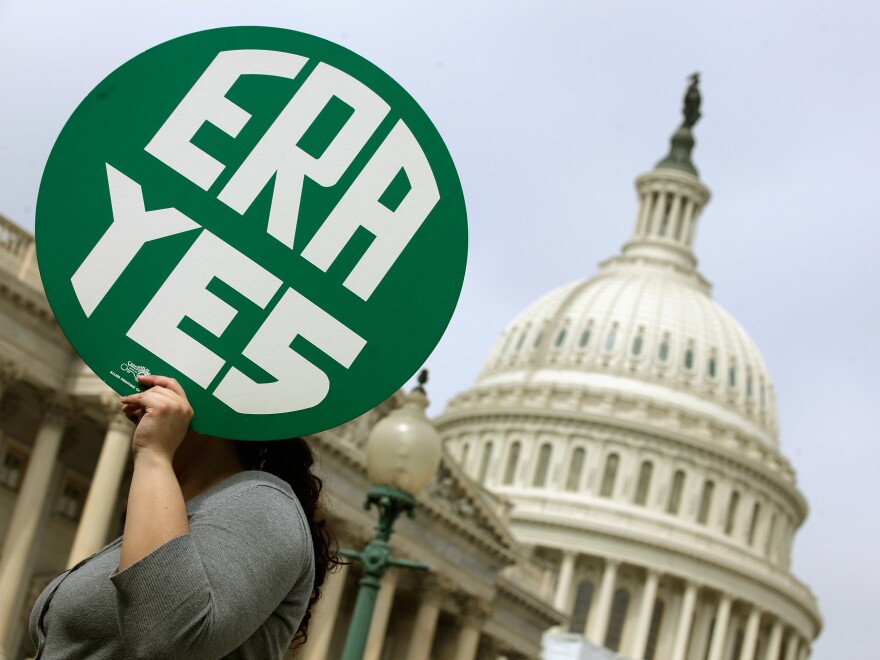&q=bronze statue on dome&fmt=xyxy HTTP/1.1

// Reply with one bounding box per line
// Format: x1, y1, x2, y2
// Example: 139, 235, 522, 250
682, 72, 701, 129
